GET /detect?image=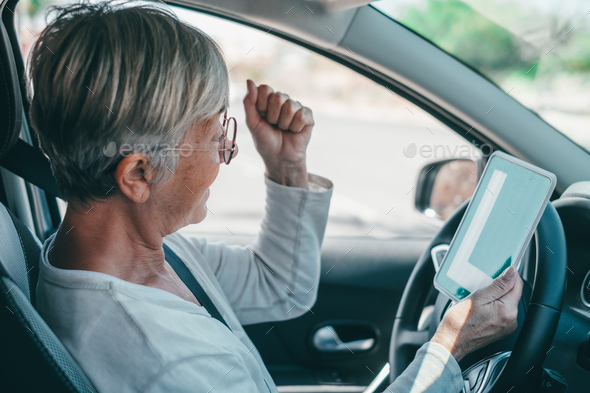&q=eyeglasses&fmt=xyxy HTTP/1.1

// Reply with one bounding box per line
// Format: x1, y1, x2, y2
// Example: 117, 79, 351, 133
220, 111, 237, 165
164, 111, 237, 165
